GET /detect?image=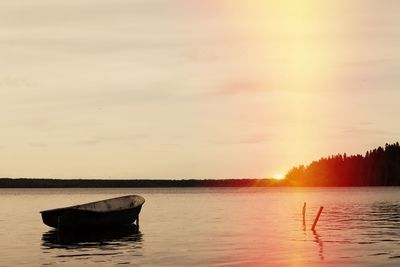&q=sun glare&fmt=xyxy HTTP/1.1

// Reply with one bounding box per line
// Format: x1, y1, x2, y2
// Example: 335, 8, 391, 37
273, 174, 285, 180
